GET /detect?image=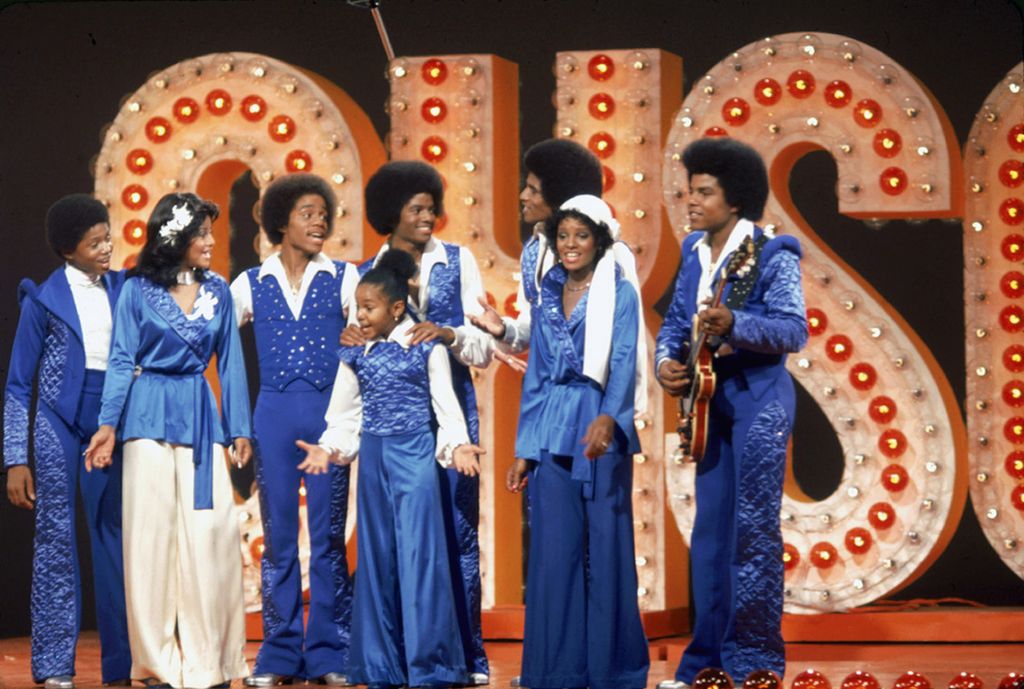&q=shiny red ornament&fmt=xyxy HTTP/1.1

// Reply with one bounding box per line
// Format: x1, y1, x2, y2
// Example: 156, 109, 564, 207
893, 671, 932, 689
588, 131, 616, 159
849, 362, 878, 390
840, 671, 880, 689
1005, 381, 1024, 408
844, 527, 873, 555
504, 293, 520, 318
122, 220, 146, 246
824, 80, 853, 108
421, 97, 448, 124
999, 160, 1024, 188
743, 670, 782, 689
878, 428, 908, 458
485, 291, 497, 310
998, 672, 1024, 689
704, 126, 729, 138
881, 463, 910, 492
421, 136, 448, 163
853, 99, 883, 128
241, 95, 267, 122
1007, 450, 1024, 479
999, 197, 1024, 225
880, 167, 908, 196
872, 129, 902, 158
121, 184, 148, 211
421, 58, 448, 85
588, 92, 616, 120
999, 305, 1024, 333
1009, 123, 1024, 152
792, 668, 831, 689
786, 70, 816, 99
868, 502, 896, 530
782, 542, 800, 571
1001, 271, 1024, 298
1002, 234, 1024, 262
825, 334, 853, 362
868, 396, 898, 424
809, 542, 840, 569
144, 116, 172, 143
587, 54, 615, 82
172, 97, 200, 124
693, 667, 734, 689
806, 308, 828, 336
1005, 416, 1024, 444
205, 89, 232, 116
285, 150, 313, 173
1005, 344, 1024, 372
601, 165, 616, 193
1011, 484, 1024, 513
753, 78, 782, 106
125, 148, 153, 175
122, 253, 139, 270
722, 97, 751, 126
268, 115, 297, 143
948, 672, 984, 689
248, 535, 265, 562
